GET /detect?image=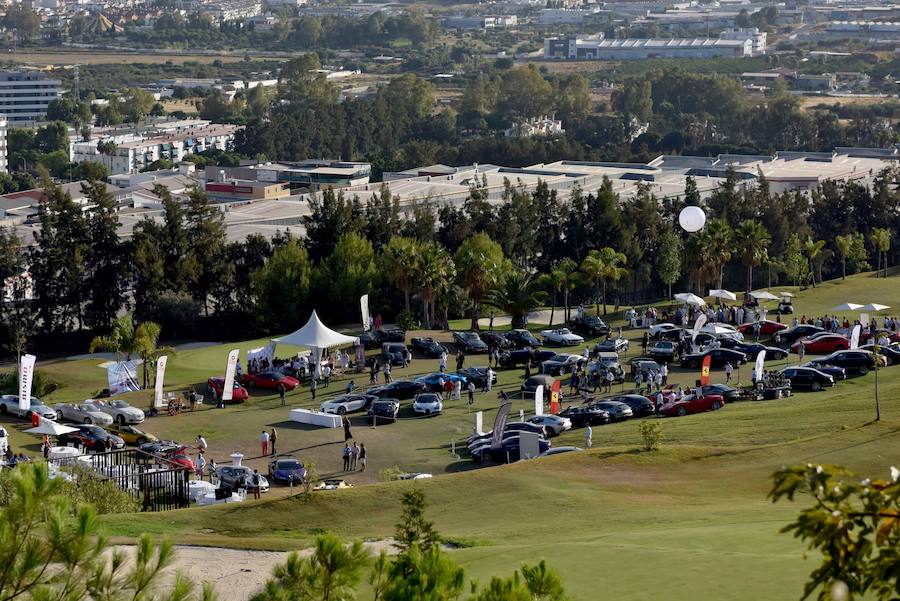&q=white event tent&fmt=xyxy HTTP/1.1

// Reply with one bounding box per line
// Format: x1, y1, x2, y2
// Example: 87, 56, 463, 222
274, 311, 359, 377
